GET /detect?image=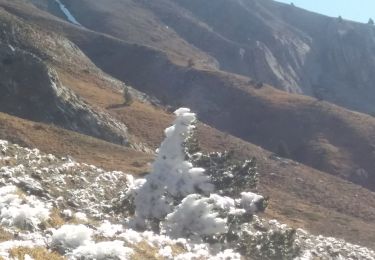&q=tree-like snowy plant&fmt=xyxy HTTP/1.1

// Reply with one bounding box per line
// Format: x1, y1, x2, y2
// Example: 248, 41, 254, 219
132, 108, 214, 229
130, 107, 266, 242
